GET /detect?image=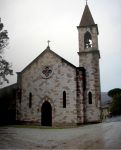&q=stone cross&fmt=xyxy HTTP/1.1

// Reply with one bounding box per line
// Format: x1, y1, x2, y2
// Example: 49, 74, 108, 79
47, 40, 50, 47
86, 0, 88, 5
